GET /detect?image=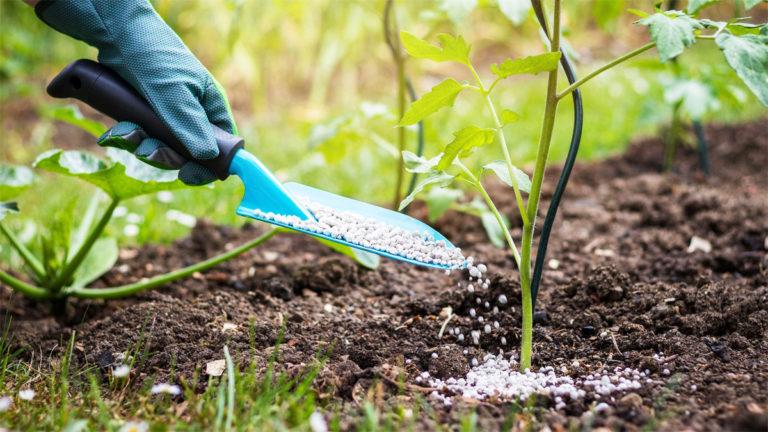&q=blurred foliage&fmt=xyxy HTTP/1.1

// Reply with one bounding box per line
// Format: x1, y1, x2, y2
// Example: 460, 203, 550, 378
1, 0, 765, 245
